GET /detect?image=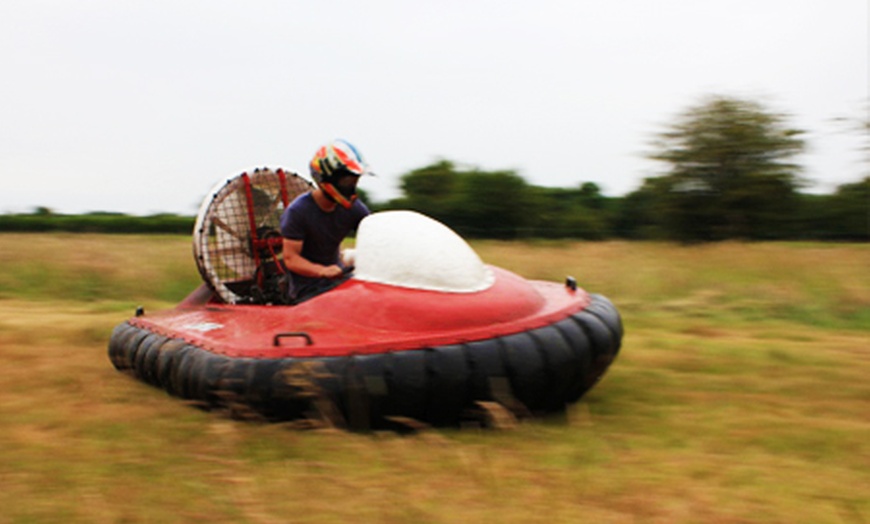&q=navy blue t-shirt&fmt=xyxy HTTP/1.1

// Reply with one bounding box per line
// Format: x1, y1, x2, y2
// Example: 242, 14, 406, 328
279, 192, 369, 295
